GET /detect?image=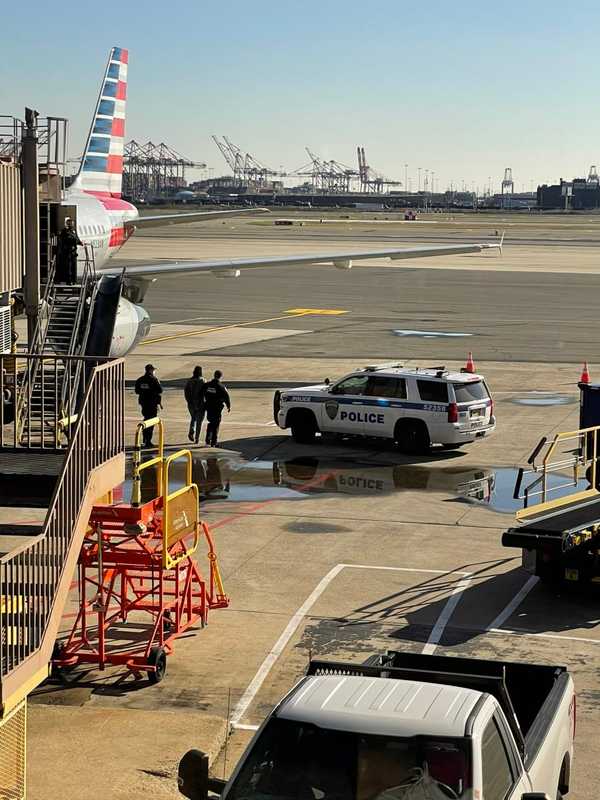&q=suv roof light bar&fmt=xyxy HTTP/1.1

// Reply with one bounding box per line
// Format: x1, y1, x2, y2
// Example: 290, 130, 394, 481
362, 362, 404, 372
